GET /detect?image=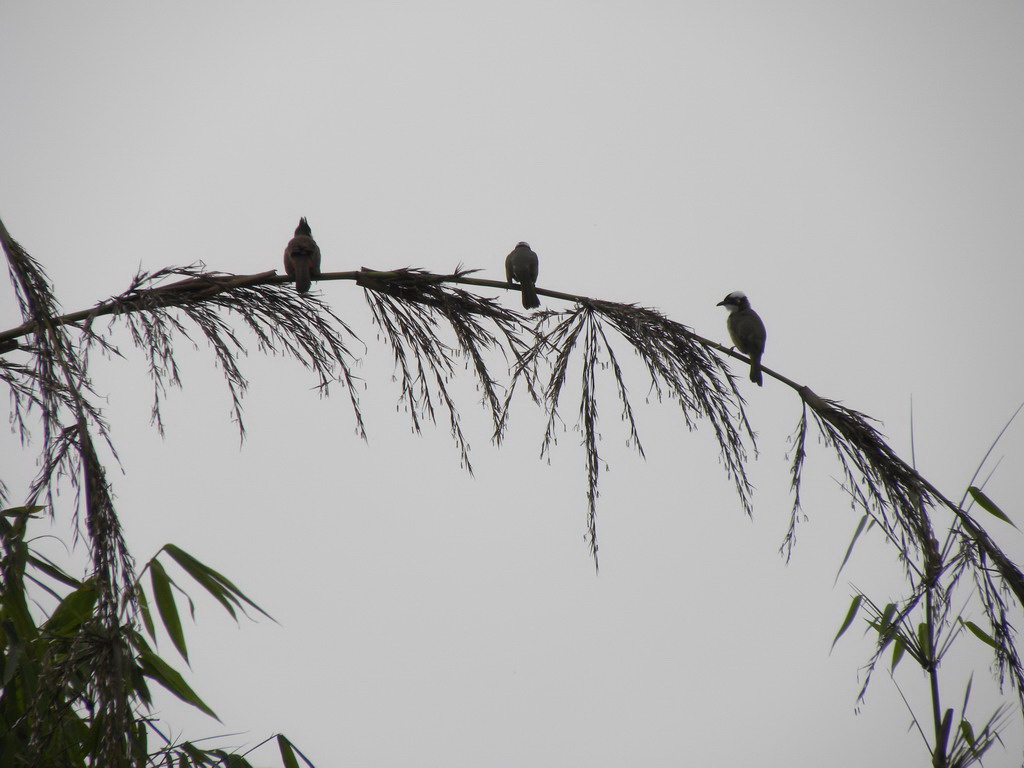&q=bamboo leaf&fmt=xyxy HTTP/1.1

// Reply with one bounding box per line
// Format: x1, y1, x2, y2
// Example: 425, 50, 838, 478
832, 594, 862, 650
42, 582, 97, 635
278, 735, 301, 768
150, 560, 189, 663
880, 602, 897, 632
0, 505, 44, 518
28, 552, 83, 589
960, 719, 976, 749
159, 547, 241, 620
137, 585, 157, 641
137, 649, 218, 720
968, 486, 1016, 528
162, 543, 274, 621
835, 514, 870, 584
23, 572, 65, 603
961, 619, 998, 650
891, 637, 905, 672
277, 735, 317, 768
214, 752, 251, 768
918, 622, 930, 658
